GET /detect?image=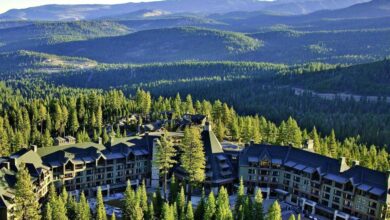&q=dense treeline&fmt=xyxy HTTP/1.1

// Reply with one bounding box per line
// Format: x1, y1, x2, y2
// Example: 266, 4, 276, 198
0, 21, 131, 52
35, 60, 390, 146
277, 58, 390, 96
37, 27, 262, 63
0, 82, 388, 171
243, 28, 390, 64
15, 169, 288, 220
